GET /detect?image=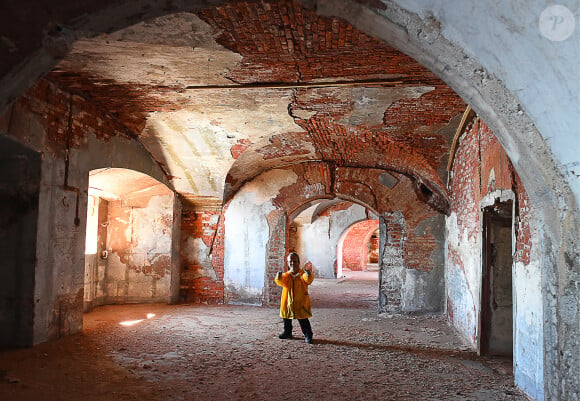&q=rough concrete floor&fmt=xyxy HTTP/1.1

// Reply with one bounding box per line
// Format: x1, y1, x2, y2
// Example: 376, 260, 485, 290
0, 271, 528, 401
